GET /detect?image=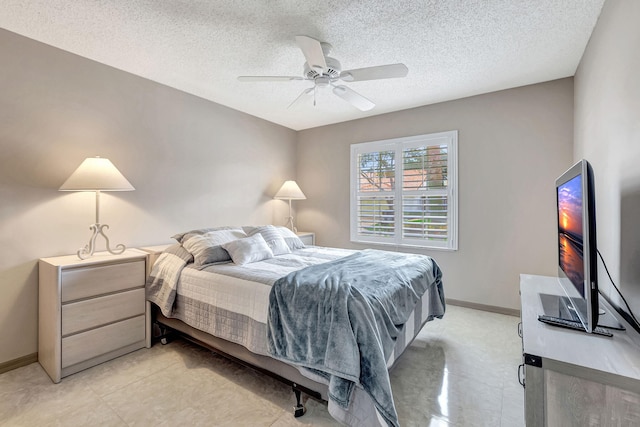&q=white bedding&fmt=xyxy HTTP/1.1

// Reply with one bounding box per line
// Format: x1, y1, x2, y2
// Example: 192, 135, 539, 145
182, 247, 353, 318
